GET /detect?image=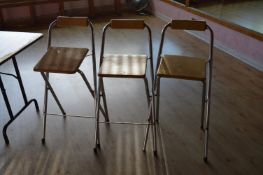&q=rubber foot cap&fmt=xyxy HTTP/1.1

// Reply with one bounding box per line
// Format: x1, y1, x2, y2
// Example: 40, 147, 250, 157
204, 157, 208, 163
154, 150, 158, 156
